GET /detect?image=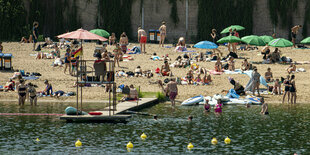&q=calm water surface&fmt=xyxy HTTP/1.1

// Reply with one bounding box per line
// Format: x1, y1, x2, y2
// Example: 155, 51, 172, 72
0, 102, 309, 154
